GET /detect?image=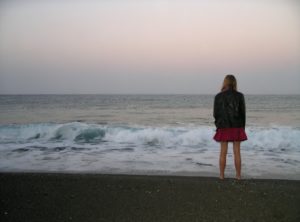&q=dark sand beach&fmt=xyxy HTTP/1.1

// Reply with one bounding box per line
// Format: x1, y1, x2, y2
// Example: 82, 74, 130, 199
1, 173, 300, 222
